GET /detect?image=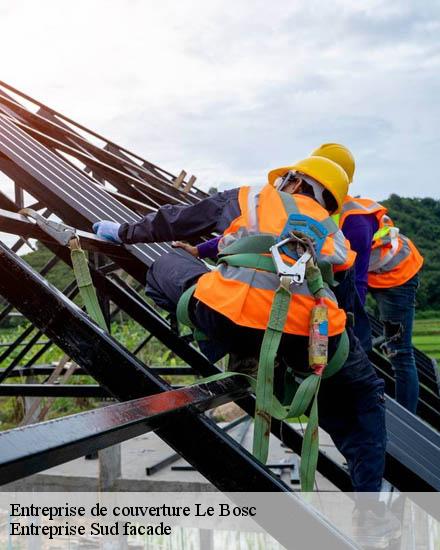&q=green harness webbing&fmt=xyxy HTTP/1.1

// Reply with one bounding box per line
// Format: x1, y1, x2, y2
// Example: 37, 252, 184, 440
176, 283, 208, 342
17, 209, 107, 332
69, 239, 107, 331
176, 252, 349, 491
